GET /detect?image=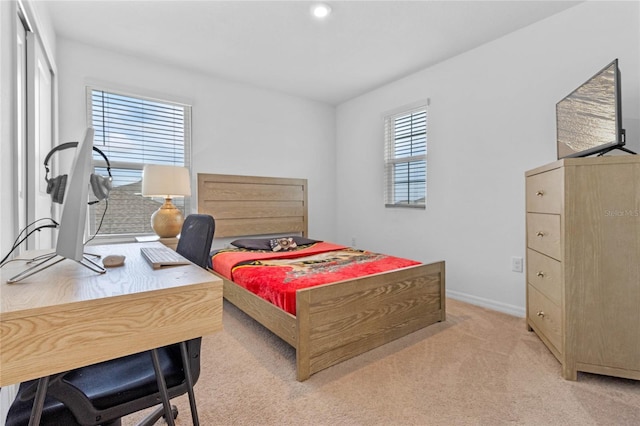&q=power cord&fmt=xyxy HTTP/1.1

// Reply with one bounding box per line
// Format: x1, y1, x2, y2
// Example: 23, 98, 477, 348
1, 198, 110, 267
84, 198, 108, 246
0, 218, 59, 267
